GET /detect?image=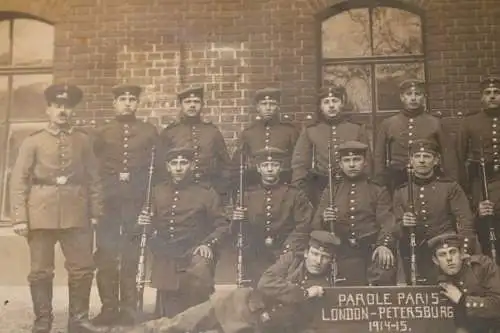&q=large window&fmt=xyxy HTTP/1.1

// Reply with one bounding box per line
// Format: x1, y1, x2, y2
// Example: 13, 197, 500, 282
0, 13, 54, 221
317, 1, 426, 137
